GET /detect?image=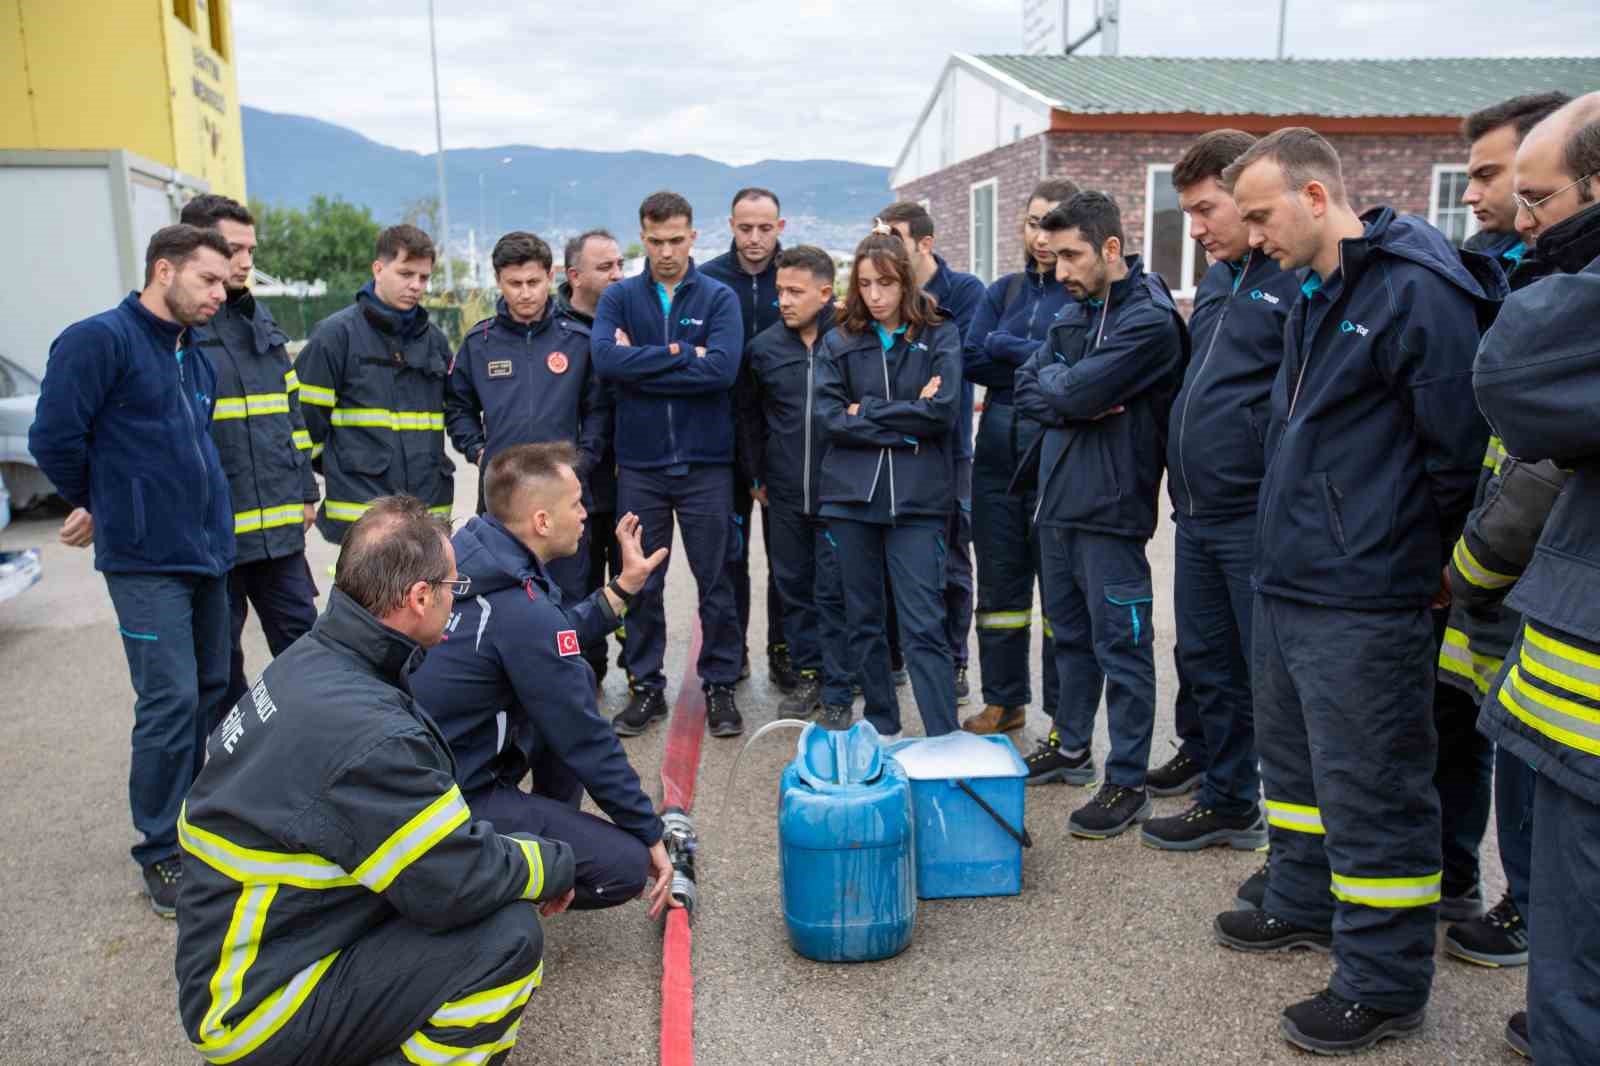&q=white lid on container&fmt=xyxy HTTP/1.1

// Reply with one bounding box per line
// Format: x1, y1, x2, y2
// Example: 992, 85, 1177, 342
887, 733, 1026, 780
